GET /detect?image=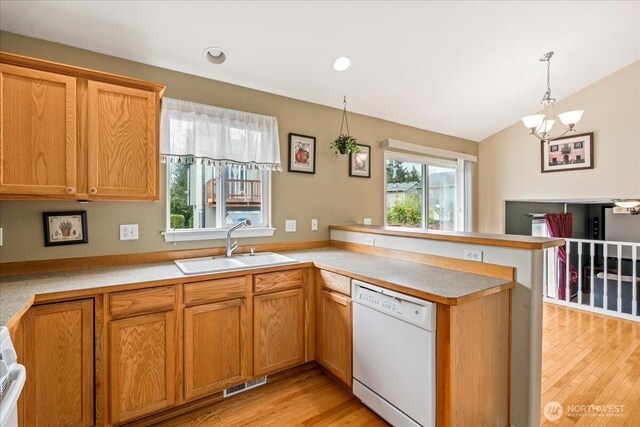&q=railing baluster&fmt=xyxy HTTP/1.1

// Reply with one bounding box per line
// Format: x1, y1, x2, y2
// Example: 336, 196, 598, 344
578, 242, 583, 306
542, 248, 548, 299
604, 244, 609, 311
633, 244, 638, 317
566, 241, 571, 302
618, 245, 623, 314
590, 242, 595, 308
